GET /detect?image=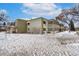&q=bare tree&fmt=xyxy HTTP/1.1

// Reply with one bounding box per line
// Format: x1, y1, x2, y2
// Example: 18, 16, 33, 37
56, 4, 79, 31
0, 10, 8, 31
56, 7, 79, 31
